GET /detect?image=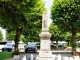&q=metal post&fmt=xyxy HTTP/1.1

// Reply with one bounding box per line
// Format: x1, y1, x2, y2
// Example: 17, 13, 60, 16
30, 54, 34, 60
